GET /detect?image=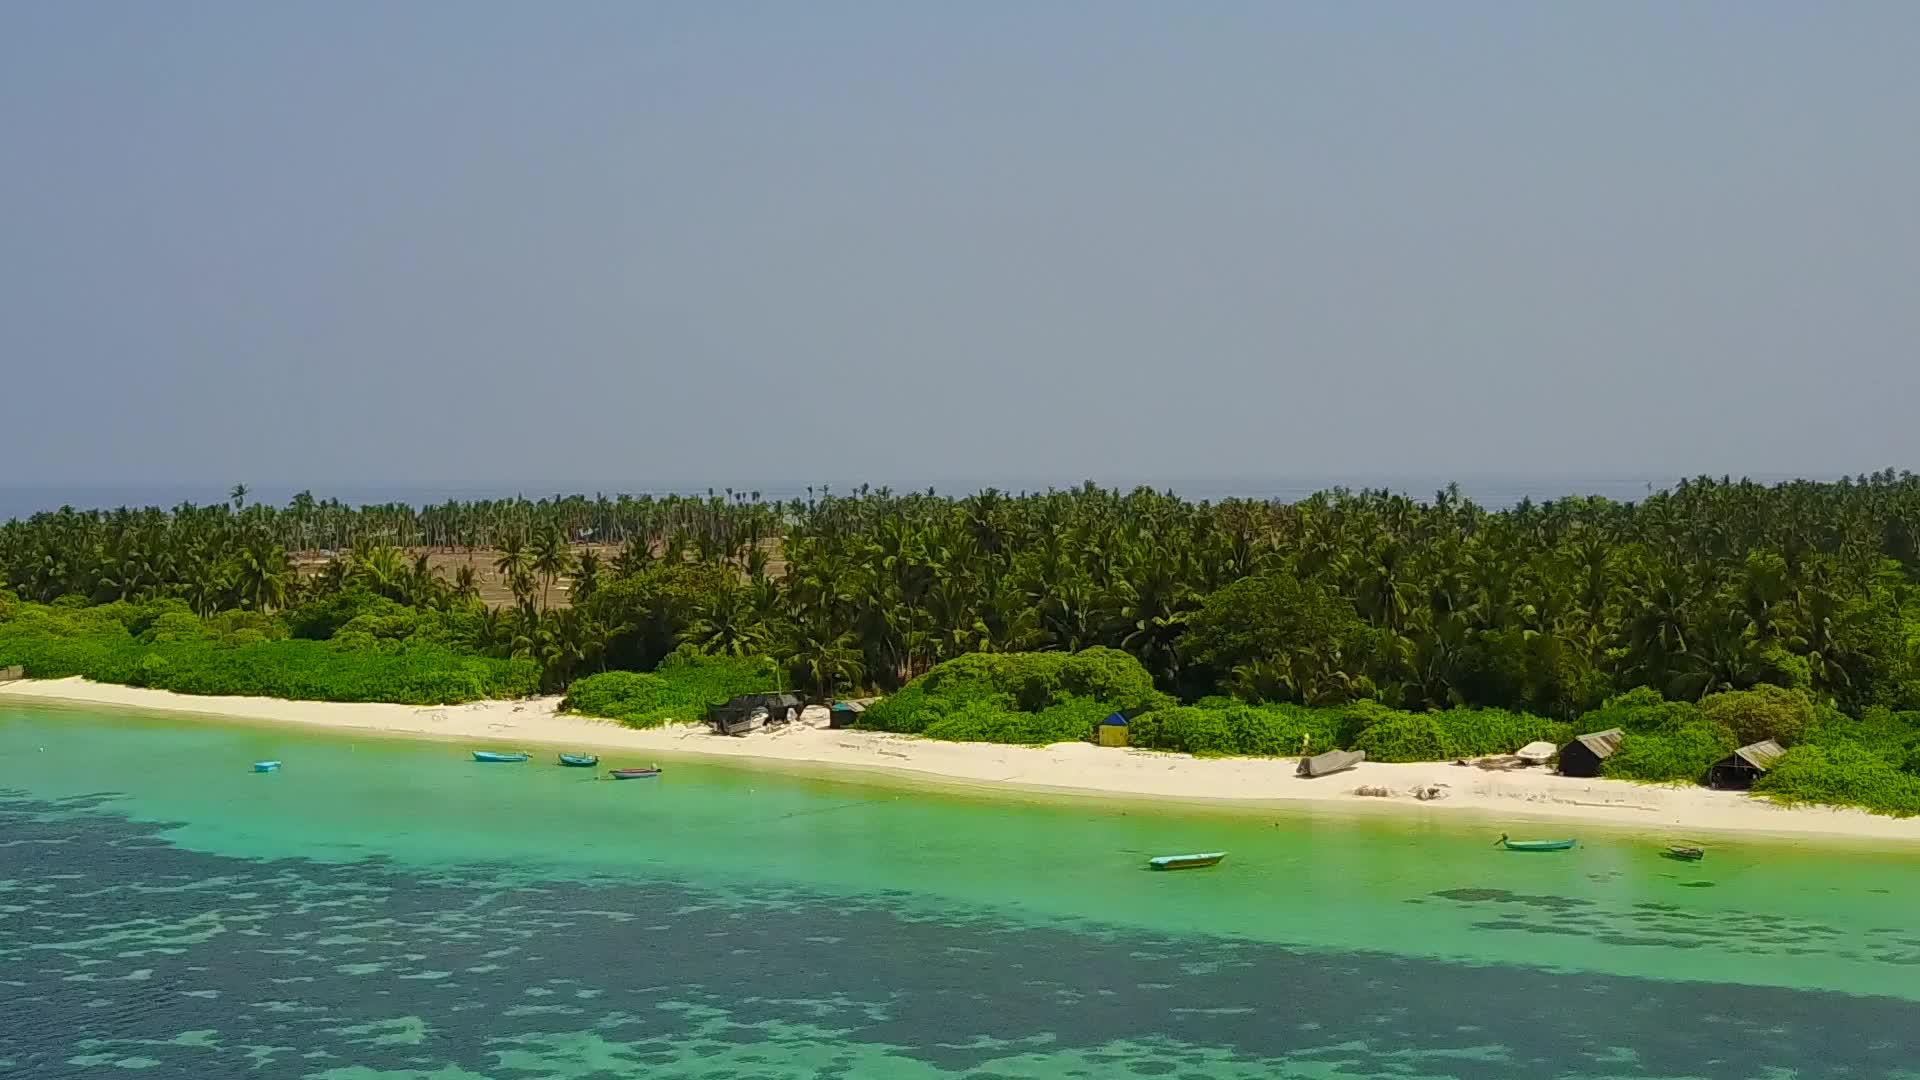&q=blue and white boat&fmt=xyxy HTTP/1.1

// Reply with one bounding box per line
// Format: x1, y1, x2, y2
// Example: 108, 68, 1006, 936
253, 760, 281, 773
472, 751, 530, 763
